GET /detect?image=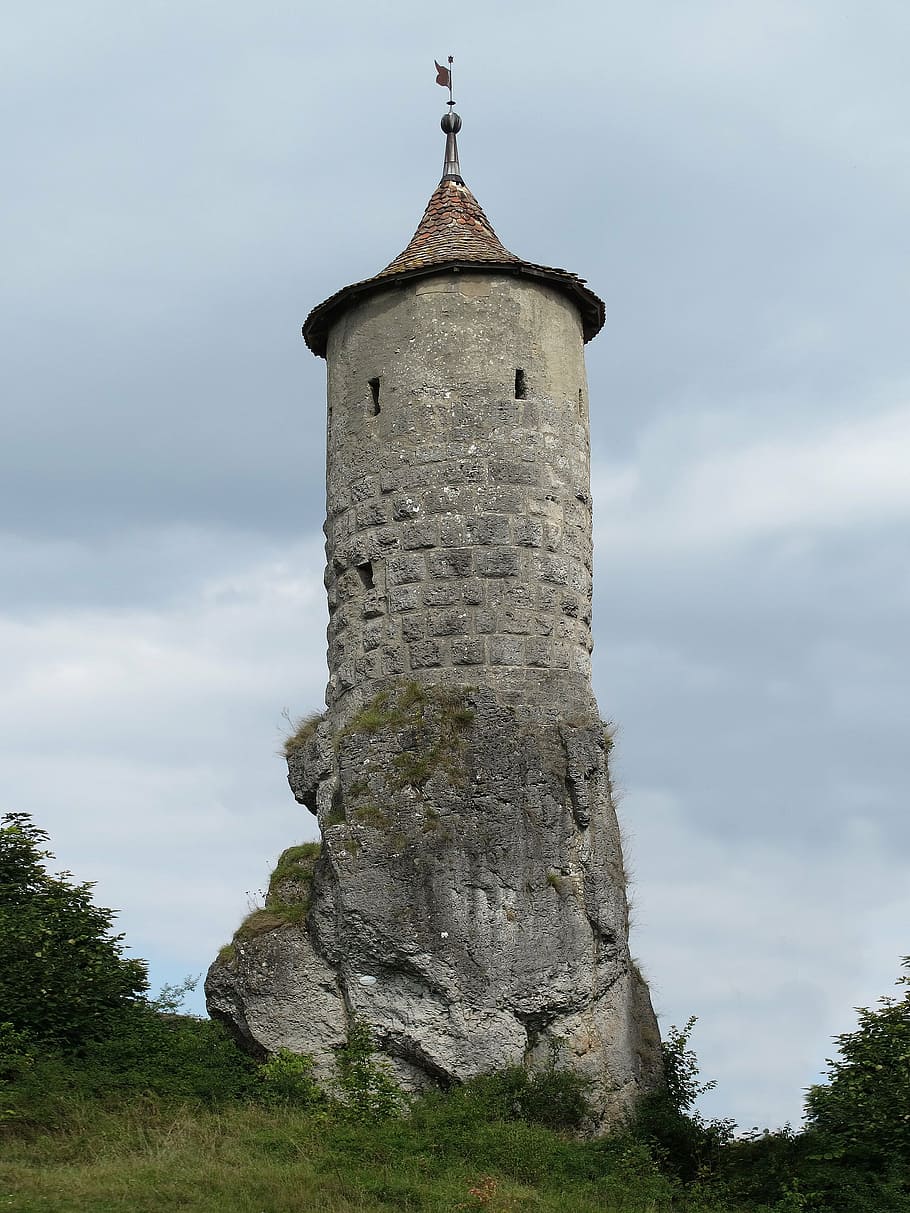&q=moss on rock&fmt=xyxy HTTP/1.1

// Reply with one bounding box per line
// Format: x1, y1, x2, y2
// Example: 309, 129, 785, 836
341, 680, 475, 794
217, 842, 322, 966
